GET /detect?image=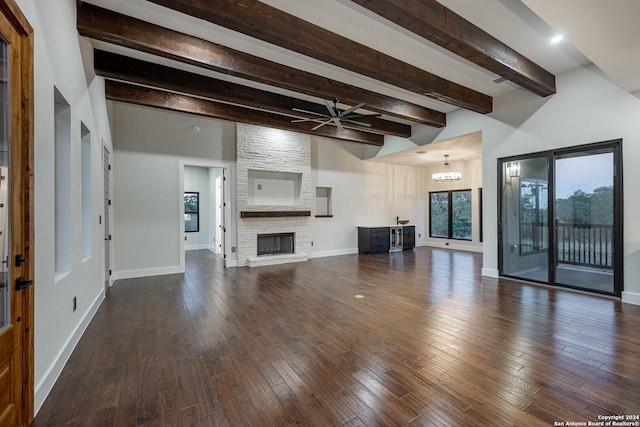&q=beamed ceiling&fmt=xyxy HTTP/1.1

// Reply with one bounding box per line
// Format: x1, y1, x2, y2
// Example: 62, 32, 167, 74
79, 0, 627, 151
